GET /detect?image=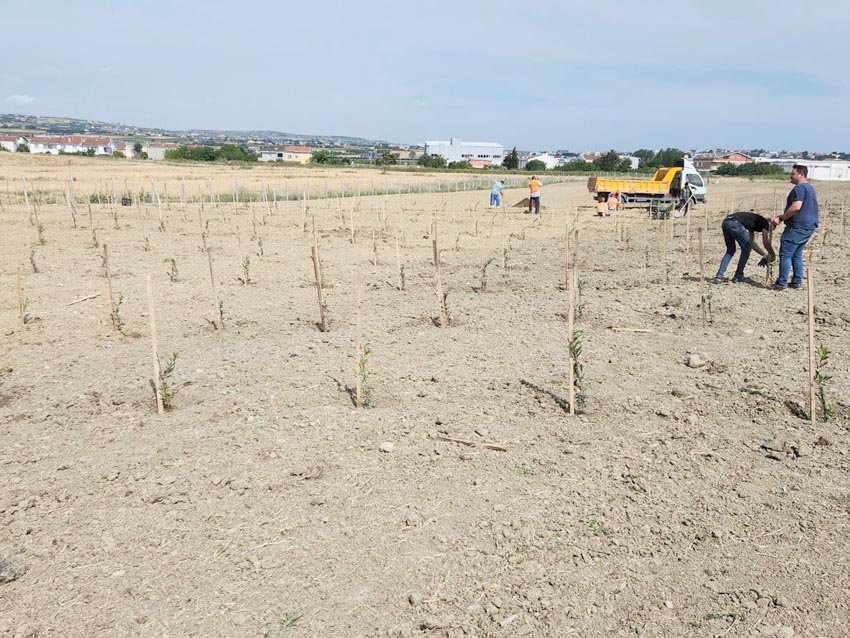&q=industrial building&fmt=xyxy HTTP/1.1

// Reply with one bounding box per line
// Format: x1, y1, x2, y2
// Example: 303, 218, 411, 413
424, 138, 503, 166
